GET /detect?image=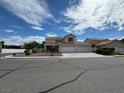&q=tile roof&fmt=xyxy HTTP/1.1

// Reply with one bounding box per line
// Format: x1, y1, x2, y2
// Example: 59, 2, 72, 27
84, 38, 109, 45
96, 40, 112, 46
75, 41, 91, 46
